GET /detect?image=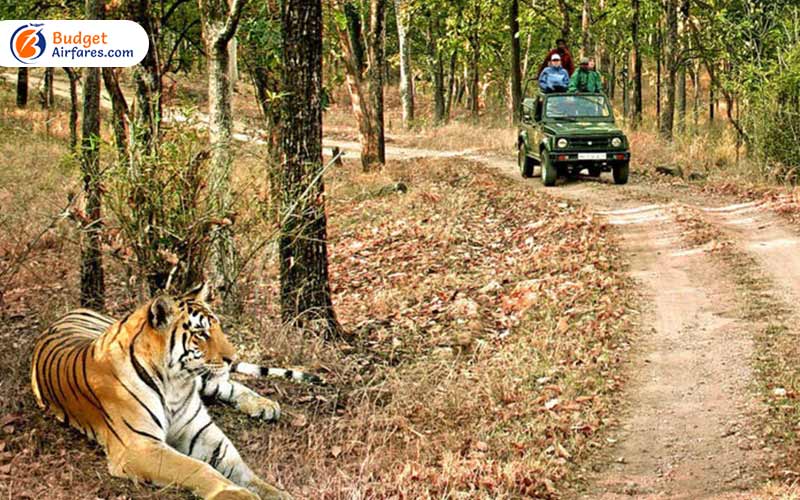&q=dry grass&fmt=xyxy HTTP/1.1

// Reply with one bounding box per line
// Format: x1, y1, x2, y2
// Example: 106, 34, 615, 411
624, 116, 800, 197
0, 85, 636, 499
387, 121, 516, 157
627, 124, 741, 179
